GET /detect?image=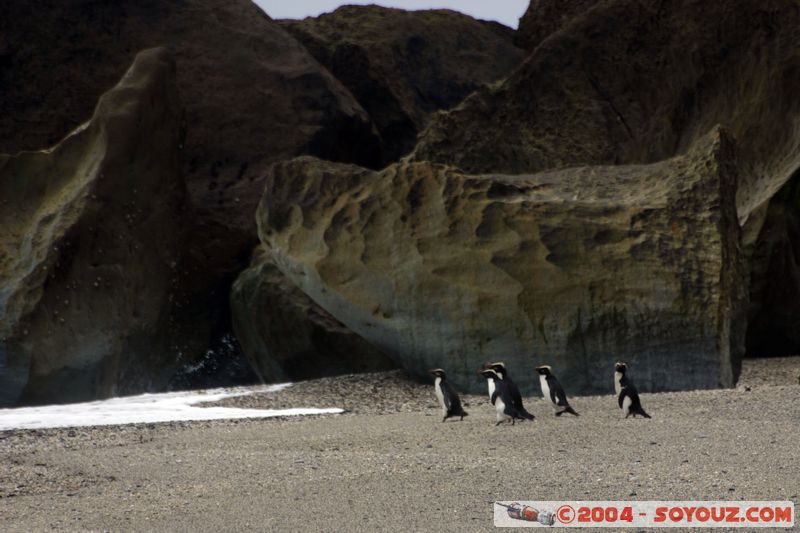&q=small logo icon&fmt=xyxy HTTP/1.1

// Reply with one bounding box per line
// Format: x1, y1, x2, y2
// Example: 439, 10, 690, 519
496, 502, 556, 526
